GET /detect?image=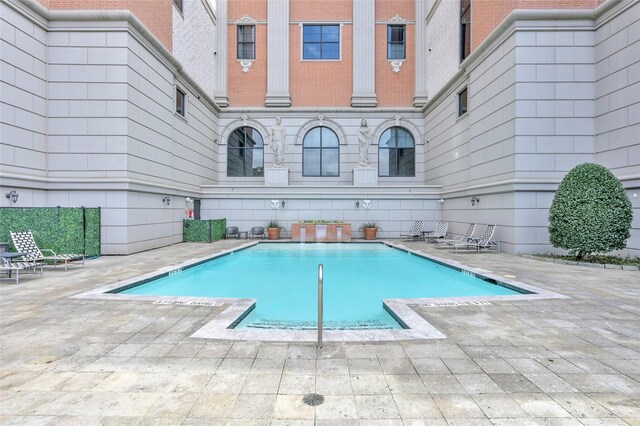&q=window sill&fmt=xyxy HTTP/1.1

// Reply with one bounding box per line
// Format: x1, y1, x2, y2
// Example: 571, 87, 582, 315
174, 112, 188, 123
455, 112, 469, 123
